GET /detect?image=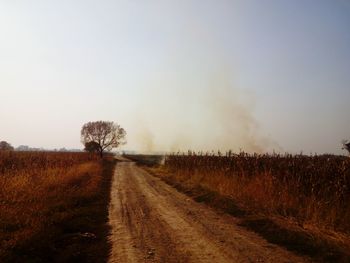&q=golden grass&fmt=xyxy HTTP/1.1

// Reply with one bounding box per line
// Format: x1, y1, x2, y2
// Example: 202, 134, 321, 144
162, 153, 350, 234
0, 152, 103, 260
